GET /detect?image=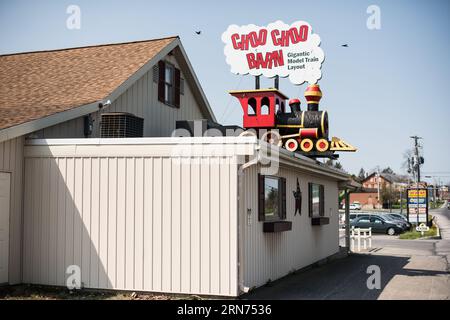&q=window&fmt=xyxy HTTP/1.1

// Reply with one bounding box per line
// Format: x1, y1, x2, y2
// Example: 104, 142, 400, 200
372, 217, 383, 224
157, 60, 181, 108
258, 175, 286, 221
308, 183, 324, 217
165, 63, 175, 105
264, 177, 279, 220
247, 98, 257, 116
261, 97, 270, 115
